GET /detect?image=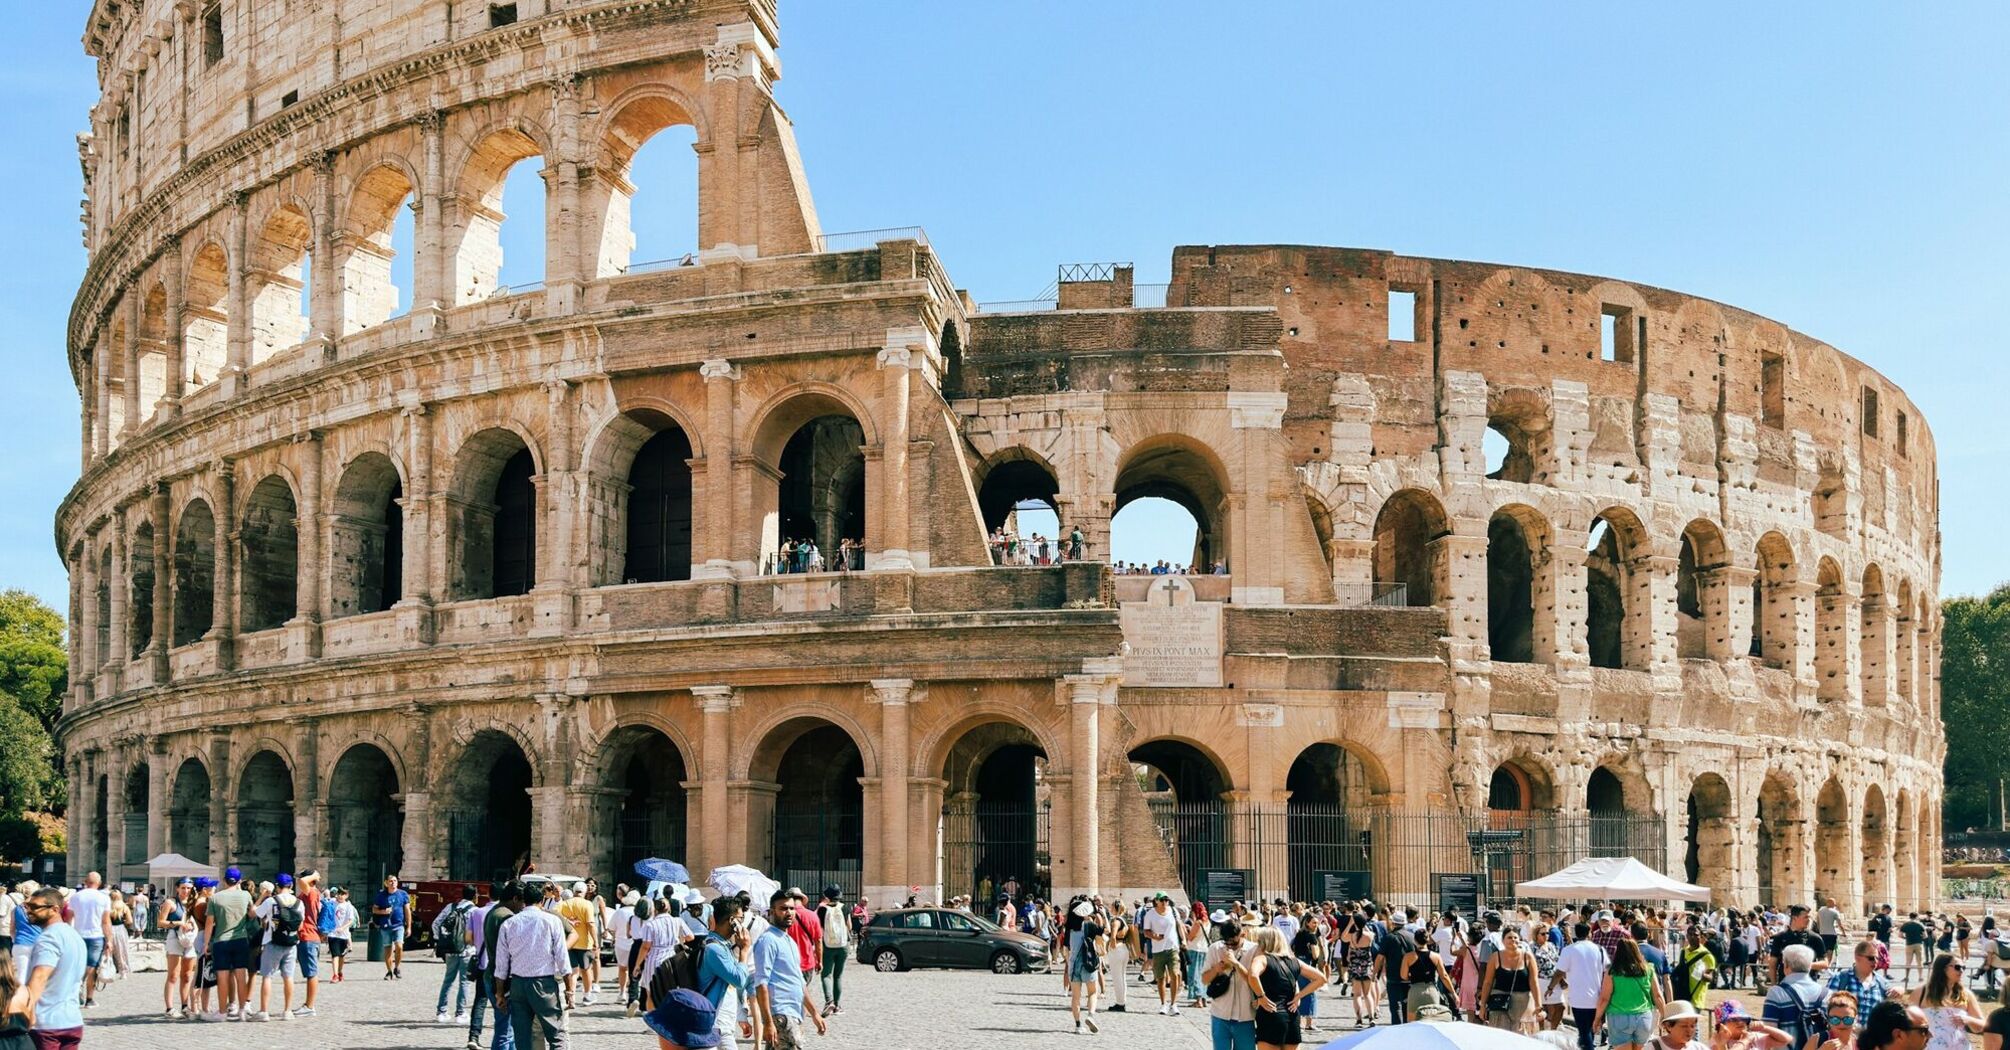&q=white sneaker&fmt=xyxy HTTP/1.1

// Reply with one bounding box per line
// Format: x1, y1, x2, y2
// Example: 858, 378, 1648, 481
437, 1012, 452, 1024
